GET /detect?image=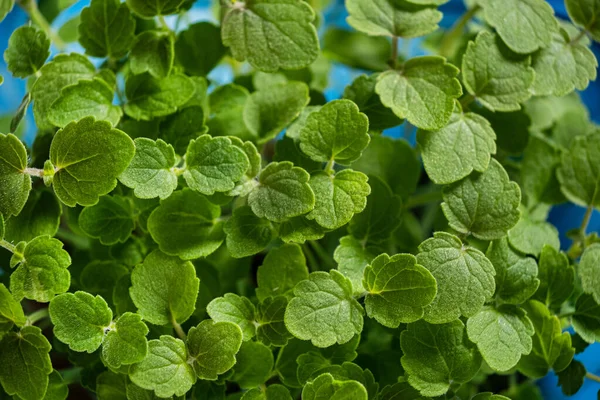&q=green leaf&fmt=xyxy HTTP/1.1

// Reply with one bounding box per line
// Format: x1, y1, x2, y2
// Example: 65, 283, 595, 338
256, 244, 309, 302
50, 117, 135, 207
224, 206, 275, 259
466, 305, 534, 372
580, 243, 600, 303
417, 110, 496, 185
256, 296, 293, 347
175, 22, 226, 77
78, 0, 135, 58
471, 394, 511, 400
0, 326, 52, 400
557, 359, 586, 396
0, 283, 26, 327
517, 300, 574, 378
377, 381, 427, 400
284, 270, 364, 348
129, 335, 195, 398
183, 134, 249, 195
486, 237, 540, 305
79, 195, 134, 245
572, 293, 600, 343
566, 0, 600, 42
206, 294, 257, 341
49, 291, 112, 352
4, 190, 61, 243
125, 0, 183, 17
186, 320, 243, 380
147, 189, 224, 259
557, 133, 600, 208
302, 373, 368, 400
80, 260, 129, 302
248, 162, 315, 223
4, 26, 50, 78
10, 235, 71, 302
375, 56, 462, 130
241, 384, 292, 400
207, 84, 253, 141
507, 215, 560, 257
299, 99, 370, 165
103, 312, 148, 369
479, 0, 558, 54
231, 341, 274, 389
279, 216, 326, 244
124, 73, 195, 121
400, 319, 481, 396
130, 31, 174, 79
0, 0, 14, 22
462, 32, 534, 112
442, 159, 521, 240
96, 371, 127, 400
334, 235, 378, 295
0, 133, 31, 217
534, 245, 574, 309
346, 0, 442, 38
520, 134, 564, 207
364, 253, 437, 327
44, 370, 69, 400
243, 82, 310, 143
159, 105, 208, 155
118, 138, 178, 200
222, 0, 319, 72
416, 232, 495, 323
